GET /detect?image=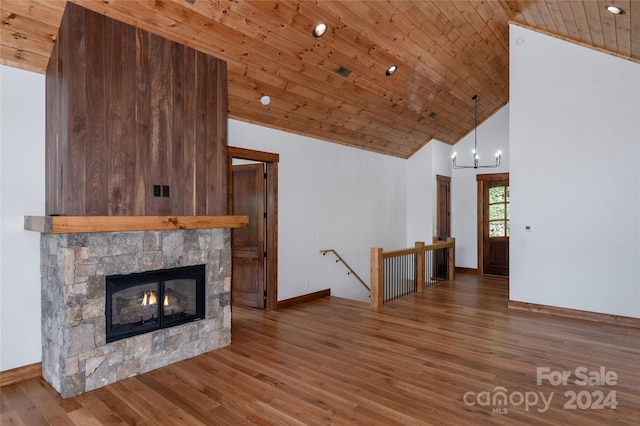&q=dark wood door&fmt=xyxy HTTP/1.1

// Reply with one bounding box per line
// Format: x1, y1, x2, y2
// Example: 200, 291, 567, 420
435, 175, 451, 278
232, 164, 265, 308
482, 179, 509, 276
436, 175, 451, 240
